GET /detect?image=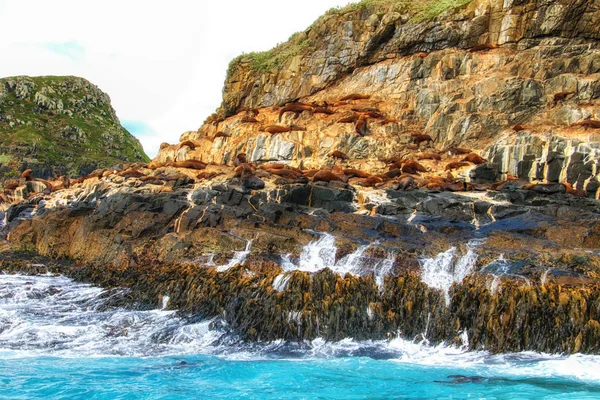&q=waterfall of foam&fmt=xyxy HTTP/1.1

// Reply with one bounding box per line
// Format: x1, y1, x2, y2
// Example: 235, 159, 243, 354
295, 233, 337, 273
419, 240, 482, 306
161, 295, 170, 310
481, 254, 531, 293
216, 239, 253, 272
274, 233, 396, 289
